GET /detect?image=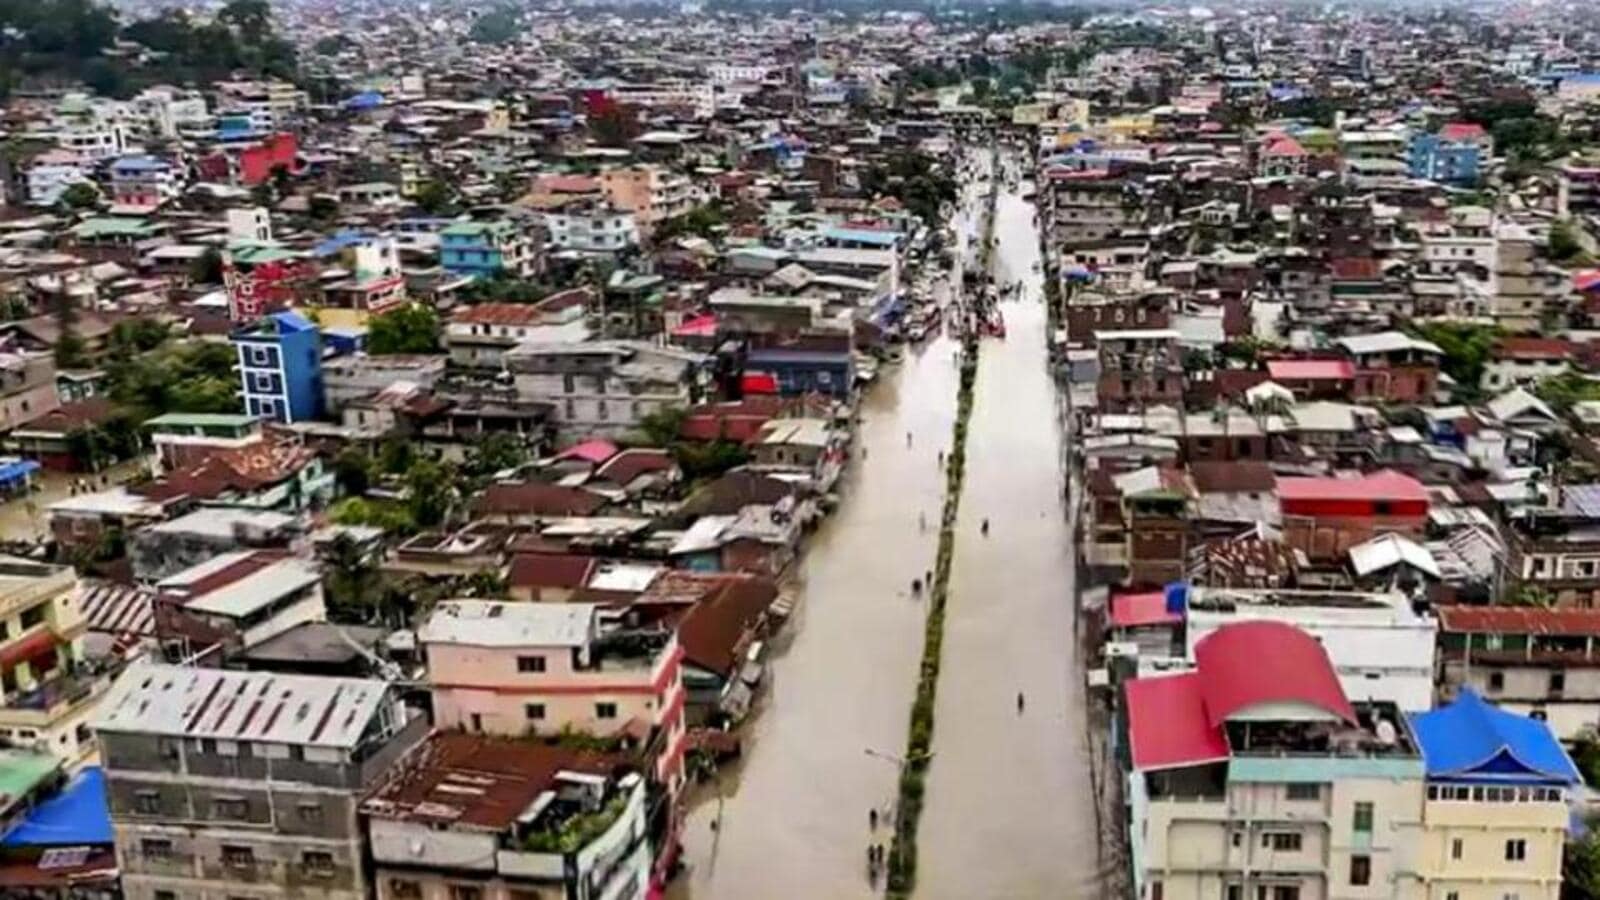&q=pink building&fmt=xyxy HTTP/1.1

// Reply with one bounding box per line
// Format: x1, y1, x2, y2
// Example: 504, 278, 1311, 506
419, 600, 687, 794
